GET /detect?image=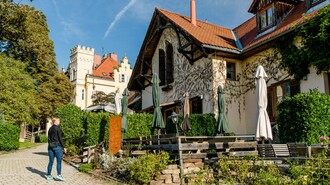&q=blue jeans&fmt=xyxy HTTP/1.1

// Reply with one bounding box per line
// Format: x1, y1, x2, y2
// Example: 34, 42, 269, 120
47, 145, 63, 176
